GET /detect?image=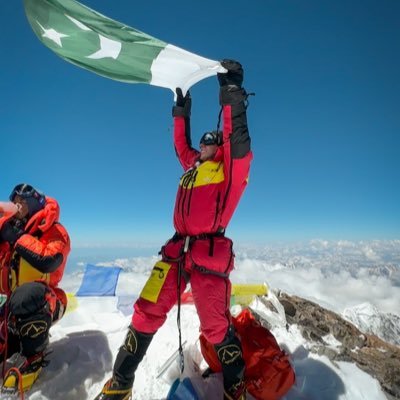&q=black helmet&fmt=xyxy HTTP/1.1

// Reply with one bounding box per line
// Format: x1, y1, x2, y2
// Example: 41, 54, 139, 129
199, 130, 222, 146
9, 183, 45, 217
